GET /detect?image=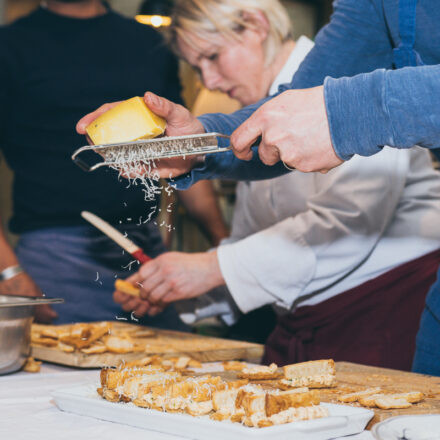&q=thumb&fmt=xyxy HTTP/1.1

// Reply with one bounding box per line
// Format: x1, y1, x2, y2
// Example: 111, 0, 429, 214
126, 270, 143, 286
144, 92, 179, 119
144, 92, 193, 131
230, 117, 261, 161
76, 102, 121, 135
